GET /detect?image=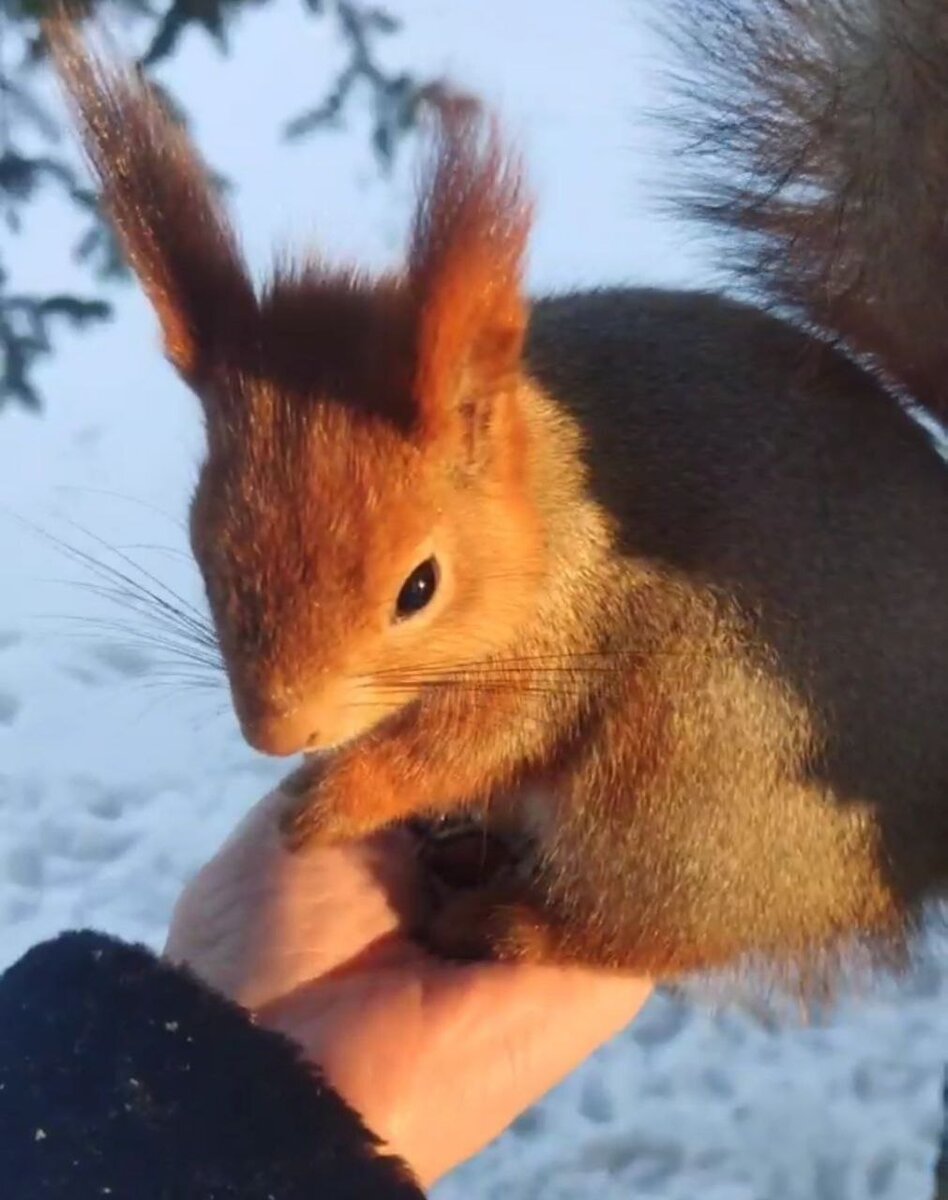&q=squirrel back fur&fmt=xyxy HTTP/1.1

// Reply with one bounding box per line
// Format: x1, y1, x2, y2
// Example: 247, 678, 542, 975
45, 4, 948, 993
